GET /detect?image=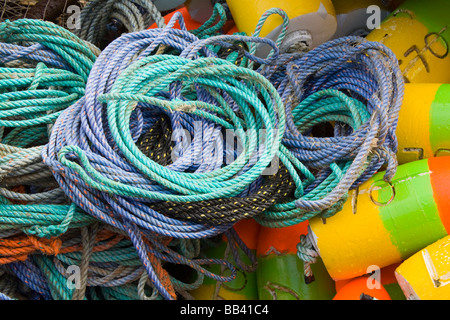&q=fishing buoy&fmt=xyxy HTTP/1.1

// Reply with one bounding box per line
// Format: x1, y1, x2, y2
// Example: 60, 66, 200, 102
395, 235, 450, 300
332, 0, 391, 38
335, 263, 406, 300
333, 276, 391, 300
396, 83, 450, 164
148, 6, 203, 30
366, 0, 450, 83
189, 219, 260, 300
256, 222, 336, 300
225, 0, 337, 54
185, 0, 235, 33
298, 156, 450, 281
